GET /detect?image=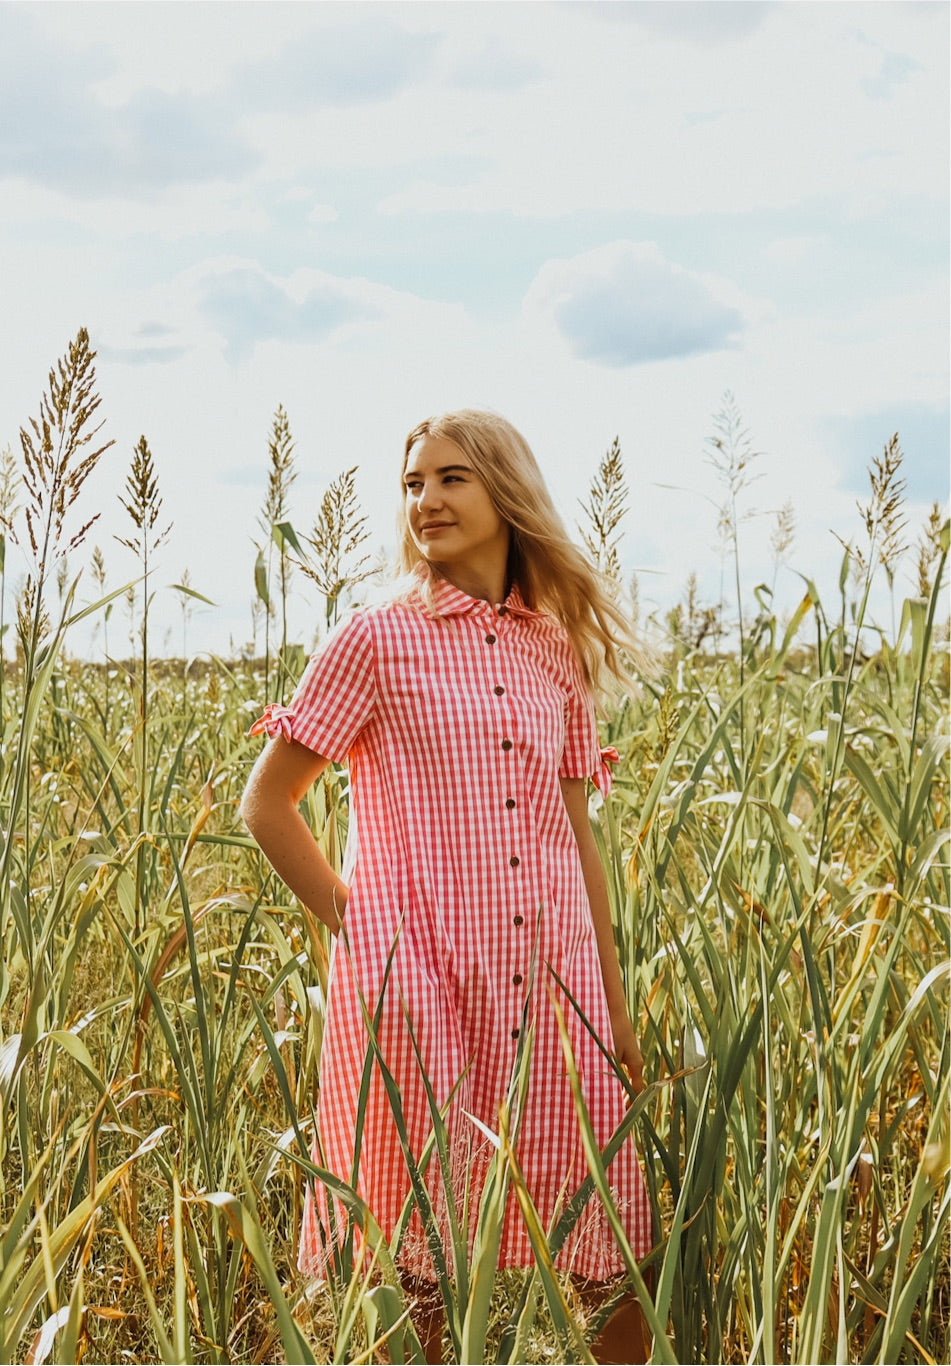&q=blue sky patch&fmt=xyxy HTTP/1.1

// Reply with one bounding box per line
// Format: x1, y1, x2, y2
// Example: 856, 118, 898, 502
824, 406, 950, 503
